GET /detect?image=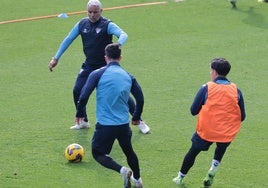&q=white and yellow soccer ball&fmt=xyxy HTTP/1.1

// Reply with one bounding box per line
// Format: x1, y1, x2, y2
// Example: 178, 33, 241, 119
64, 143, 85, 163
